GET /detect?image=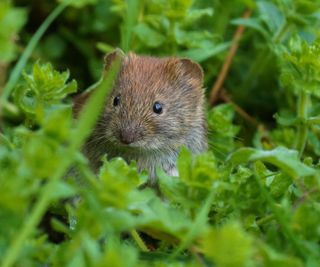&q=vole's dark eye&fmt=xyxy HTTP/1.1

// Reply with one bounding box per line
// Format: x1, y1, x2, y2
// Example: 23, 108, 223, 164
153, 102, 163, 114
113, 95, 120, 106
